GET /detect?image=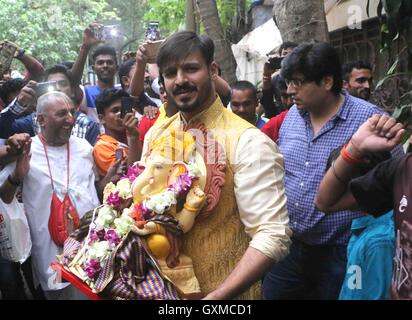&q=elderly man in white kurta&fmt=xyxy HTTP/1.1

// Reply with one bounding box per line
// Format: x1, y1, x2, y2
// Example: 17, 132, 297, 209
21, 92, 100, 299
